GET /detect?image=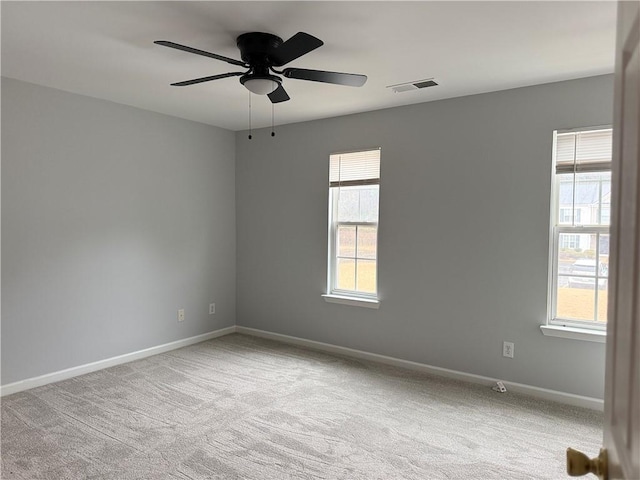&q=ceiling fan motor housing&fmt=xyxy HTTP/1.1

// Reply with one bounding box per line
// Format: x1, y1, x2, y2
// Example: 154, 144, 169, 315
236, 32, 283, 68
